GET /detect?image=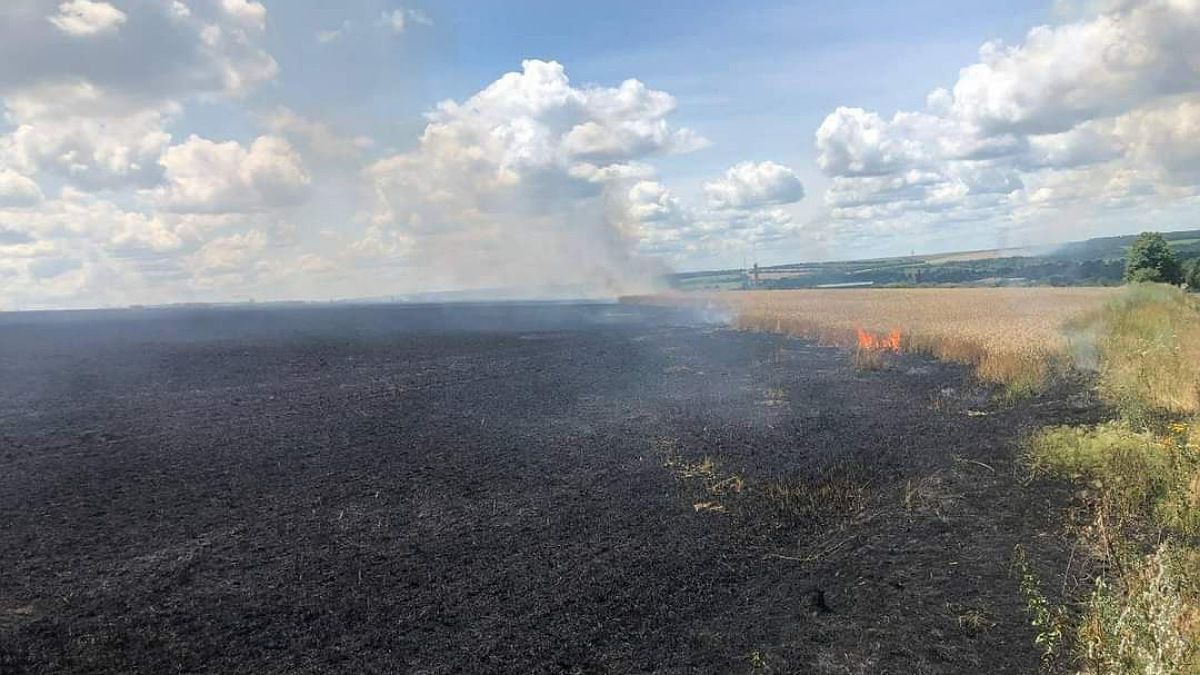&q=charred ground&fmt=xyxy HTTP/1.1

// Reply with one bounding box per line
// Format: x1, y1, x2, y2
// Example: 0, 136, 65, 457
0, 303, 1104, 673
